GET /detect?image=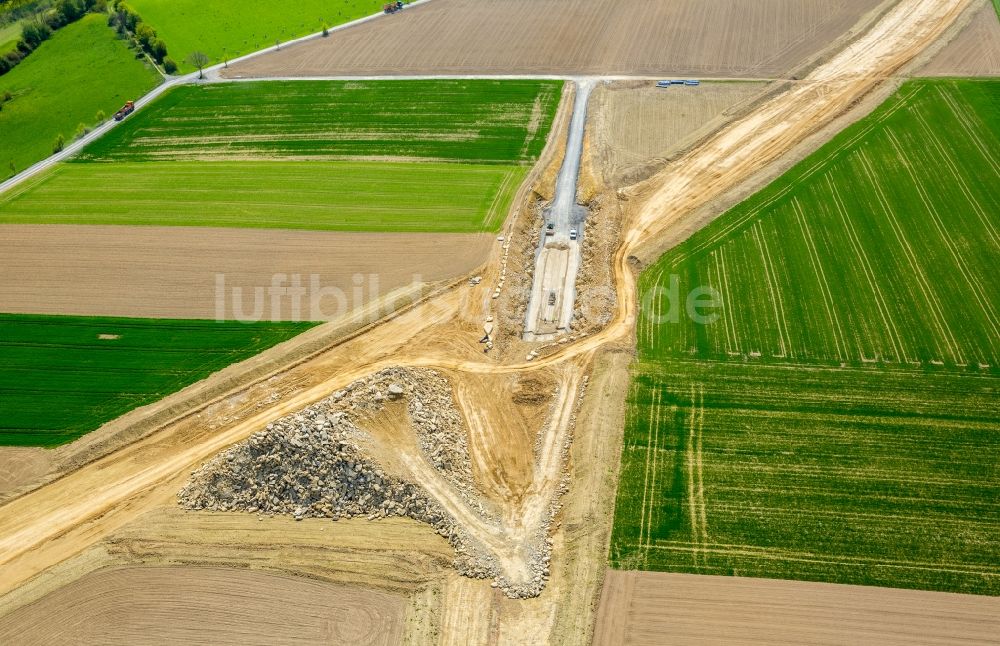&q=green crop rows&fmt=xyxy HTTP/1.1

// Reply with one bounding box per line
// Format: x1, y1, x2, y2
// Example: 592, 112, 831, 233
80, 80, 562, 164
611, 80, 1000, 595
0, 14, 161, 180
128, 0, 384, 73
0, 160, 525, 232
638, 80, 1000, 372
3, 80, 559, 233
0, 314, 315, 447
612, 361, 1000, 595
